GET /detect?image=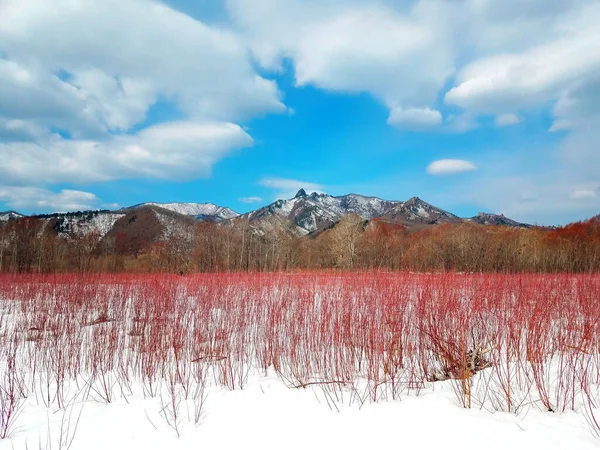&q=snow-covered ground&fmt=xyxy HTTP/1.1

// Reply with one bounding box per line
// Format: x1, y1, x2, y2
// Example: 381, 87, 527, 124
6, 368, 598, 450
